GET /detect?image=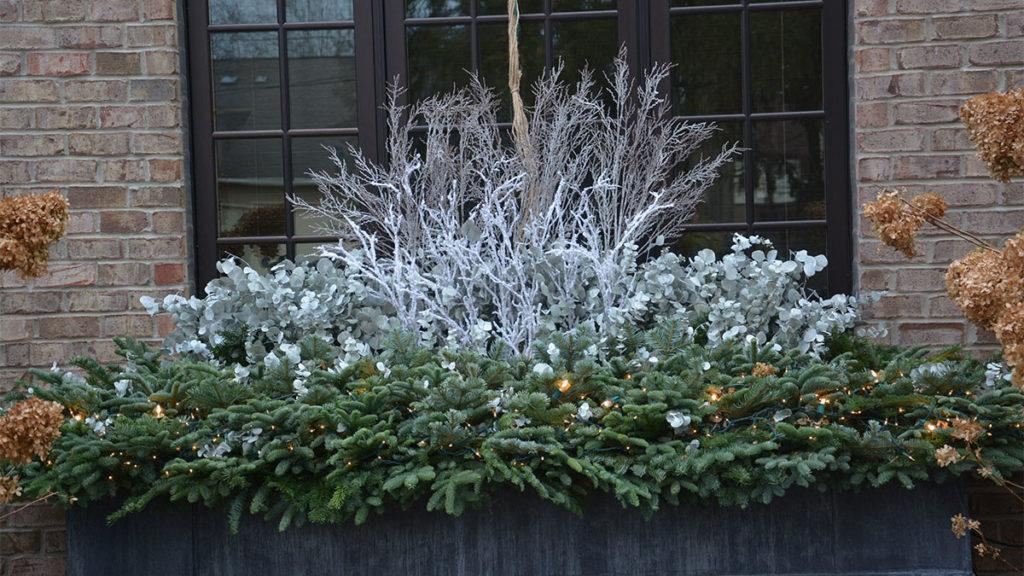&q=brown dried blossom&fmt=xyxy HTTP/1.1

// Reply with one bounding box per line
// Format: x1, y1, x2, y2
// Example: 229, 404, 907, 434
0, 475, 22, 504
993, 301, 1024, 390
950, 418, 985, 444
751, 362, 777, 378
0, 397, 65, 465
862, 190, 947, 259
935, 445, 960, 467
945, 249, 1009, 330
950, 513, 980, 538
0, 191, 70, 278
960, 88, 1024, 183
